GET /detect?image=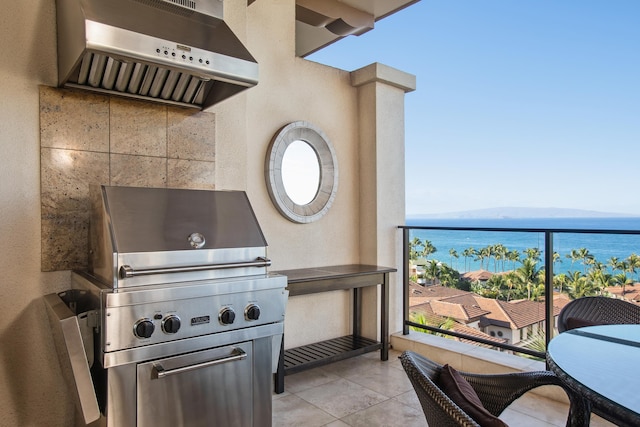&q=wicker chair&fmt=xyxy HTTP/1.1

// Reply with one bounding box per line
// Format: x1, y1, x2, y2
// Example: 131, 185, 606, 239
556, 296, 640, 426
399, 351, 589, 427
557, 296, 640, 333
